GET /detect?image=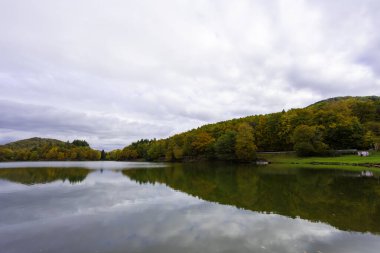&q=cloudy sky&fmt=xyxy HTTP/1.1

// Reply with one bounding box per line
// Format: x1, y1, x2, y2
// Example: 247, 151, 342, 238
0, 0, 379, 150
